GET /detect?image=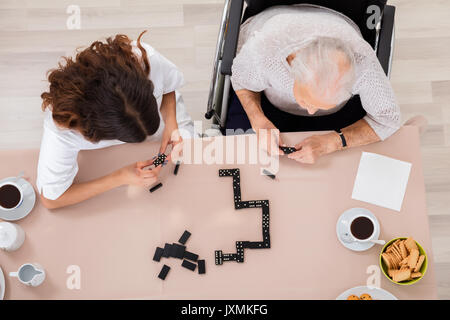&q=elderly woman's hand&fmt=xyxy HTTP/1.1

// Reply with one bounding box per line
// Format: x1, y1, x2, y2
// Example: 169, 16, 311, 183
251, 115, 284, 156
288, 133, 341, 164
